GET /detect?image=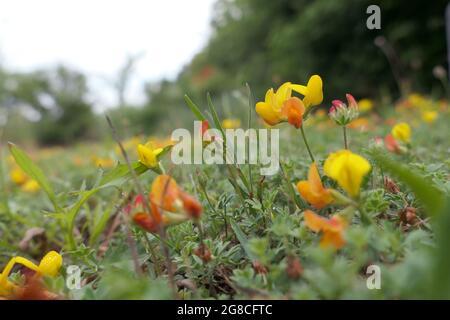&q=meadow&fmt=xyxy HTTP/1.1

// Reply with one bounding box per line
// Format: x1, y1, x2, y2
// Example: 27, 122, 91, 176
1, 80, 450, 299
